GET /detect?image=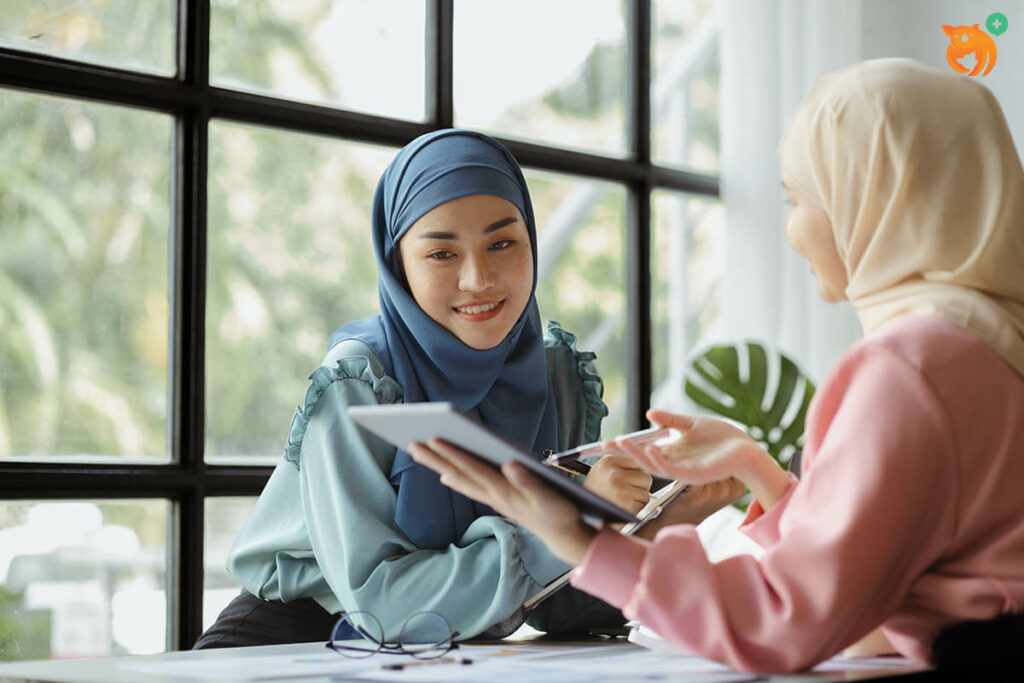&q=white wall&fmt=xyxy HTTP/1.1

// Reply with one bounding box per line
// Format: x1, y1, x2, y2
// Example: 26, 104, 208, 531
862, 0, 1024, 159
